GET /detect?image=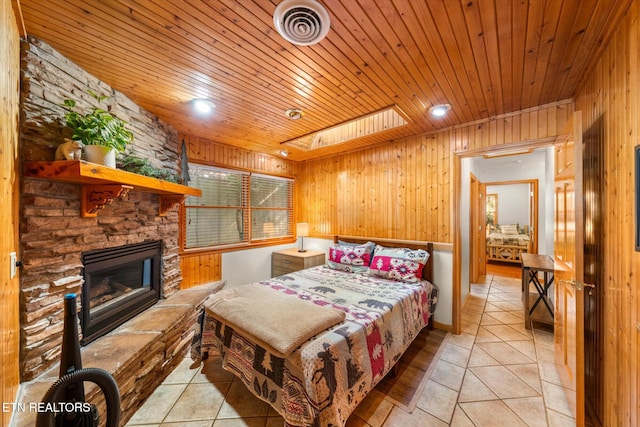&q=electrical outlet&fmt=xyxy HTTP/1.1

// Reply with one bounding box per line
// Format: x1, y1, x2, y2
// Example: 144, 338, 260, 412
10, 252, 16, 279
